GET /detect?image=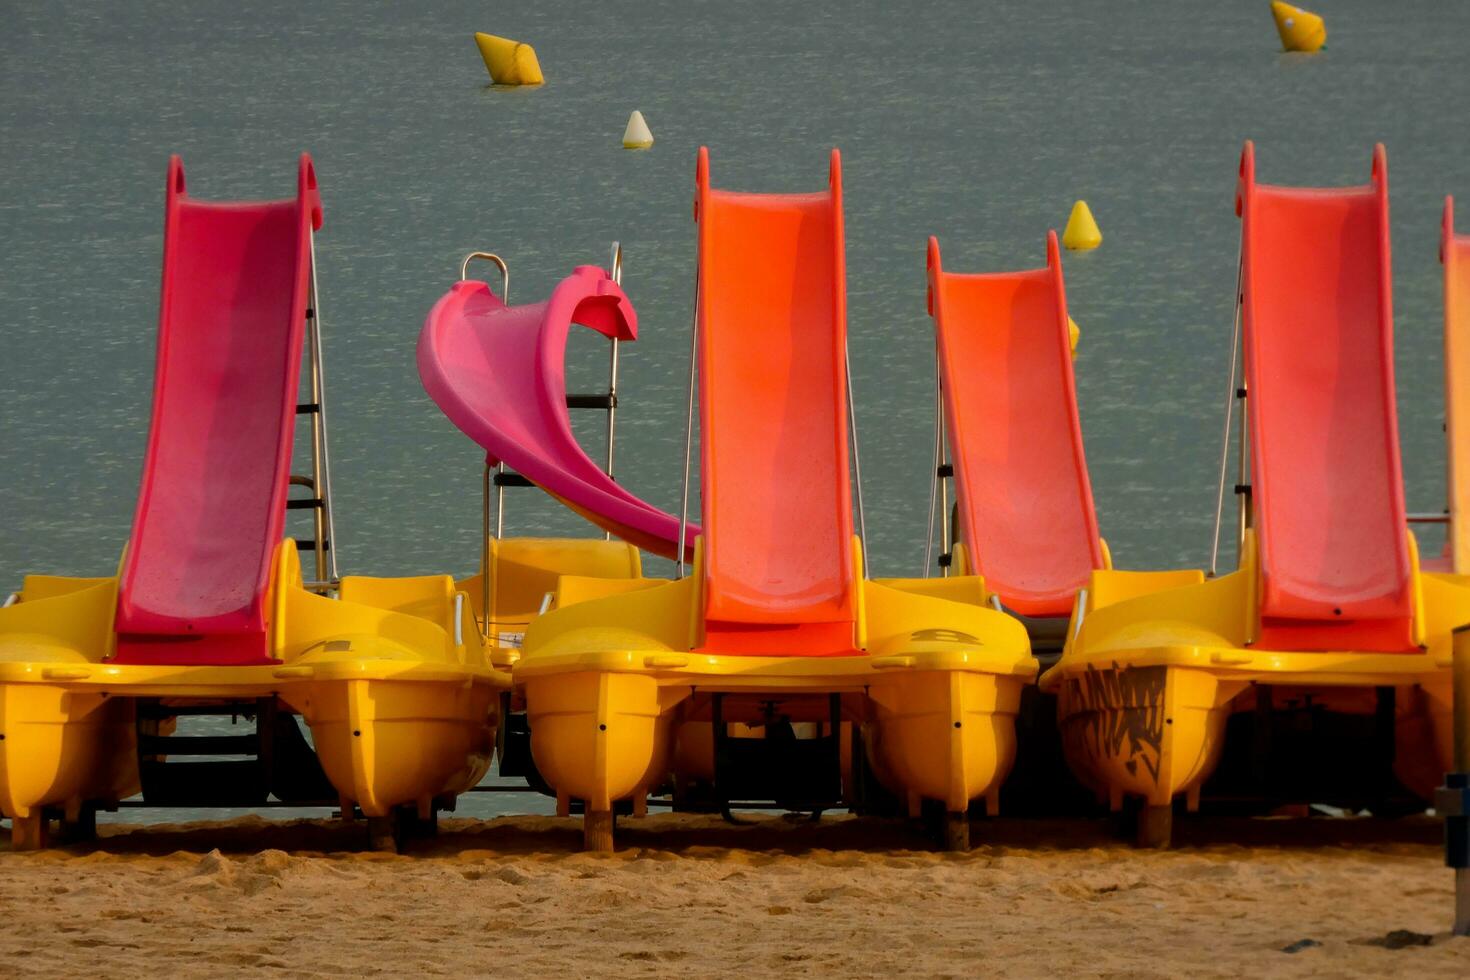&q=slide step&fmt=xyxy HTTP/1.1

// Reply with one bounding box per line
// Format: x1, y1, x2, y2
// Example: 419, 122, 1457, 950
139, 733, 259, 756
565, 393, 616, 410
136, 702, 263, 719
139, 759, 269, 806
